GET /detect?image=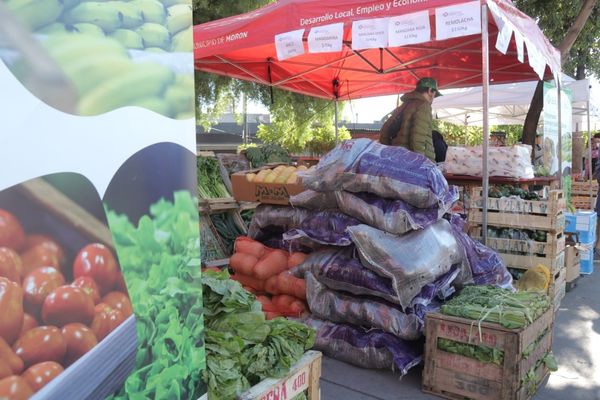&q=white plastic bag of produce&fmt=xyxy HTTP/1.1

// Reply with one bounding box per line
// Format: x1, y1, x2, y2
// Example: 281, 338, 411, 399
347, 219, 463, 310
299, 138, 450, 208
444, 145, 534, 179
